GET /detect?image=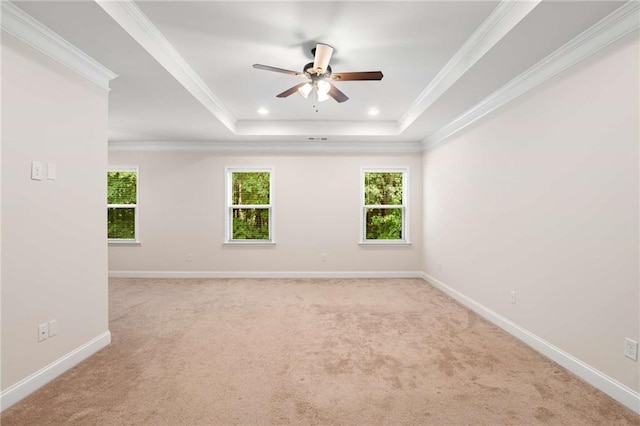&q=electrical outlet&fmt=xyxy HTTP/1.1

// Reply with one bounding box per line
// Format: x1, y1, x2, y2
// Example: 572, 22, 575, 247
510, 291, 516, 304
625, 338, 638, 361
321, 253, 327, 262
38, 323, 48, 342
186, 253, 193, 262
437, 263, 443, 271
